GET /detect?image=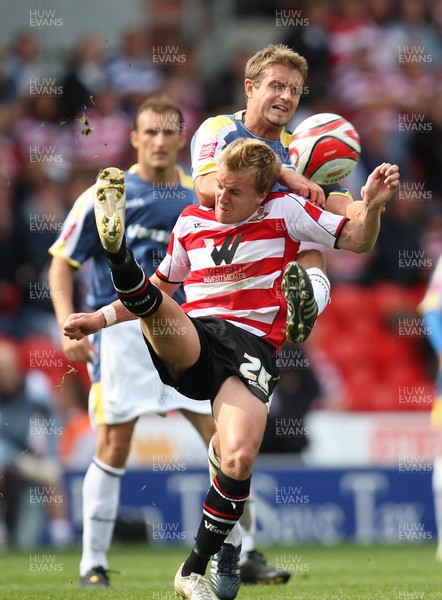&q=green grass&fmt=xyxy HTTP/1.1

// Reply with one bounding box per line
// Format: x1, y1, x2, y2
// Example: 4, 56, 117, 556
0, 542, 441, 599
